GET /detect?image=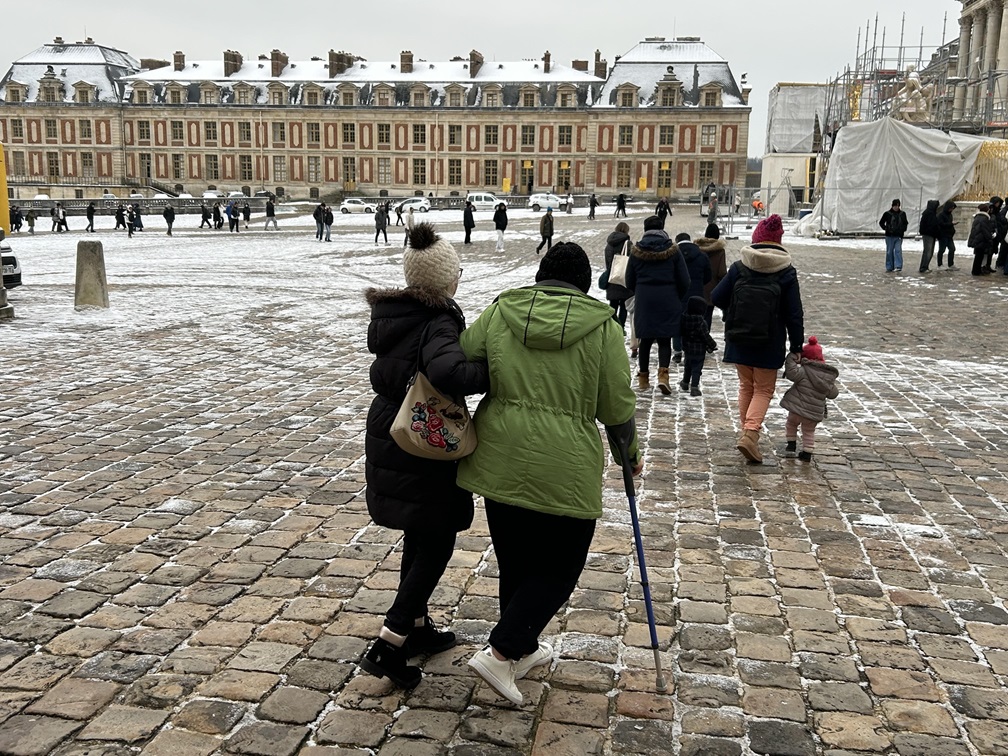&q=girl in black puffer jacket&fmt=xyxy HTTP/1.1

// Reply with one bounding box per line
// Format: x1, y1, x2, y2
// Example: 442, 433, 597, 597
362, 223, 488, 689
